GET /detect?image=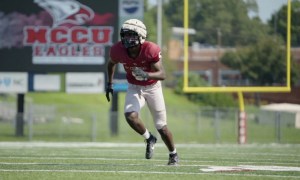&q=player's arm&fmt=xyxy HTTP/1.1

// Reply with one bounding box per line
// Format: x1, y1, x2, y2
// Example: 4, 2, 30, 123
106, 58, 118, 84
132, 49, 165, 81
132, 59, 166, 81
148, 59, 166, 80
105, 58, 117, 102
